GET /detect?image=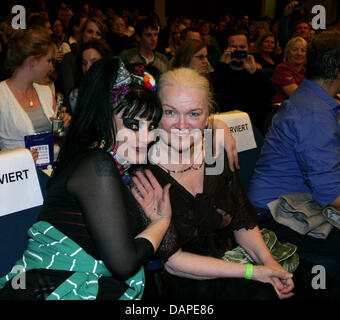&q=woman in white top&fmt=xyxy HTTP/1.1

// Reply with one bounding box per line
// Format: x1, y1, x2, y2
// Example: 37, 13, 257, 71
0, 28, 71, 158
